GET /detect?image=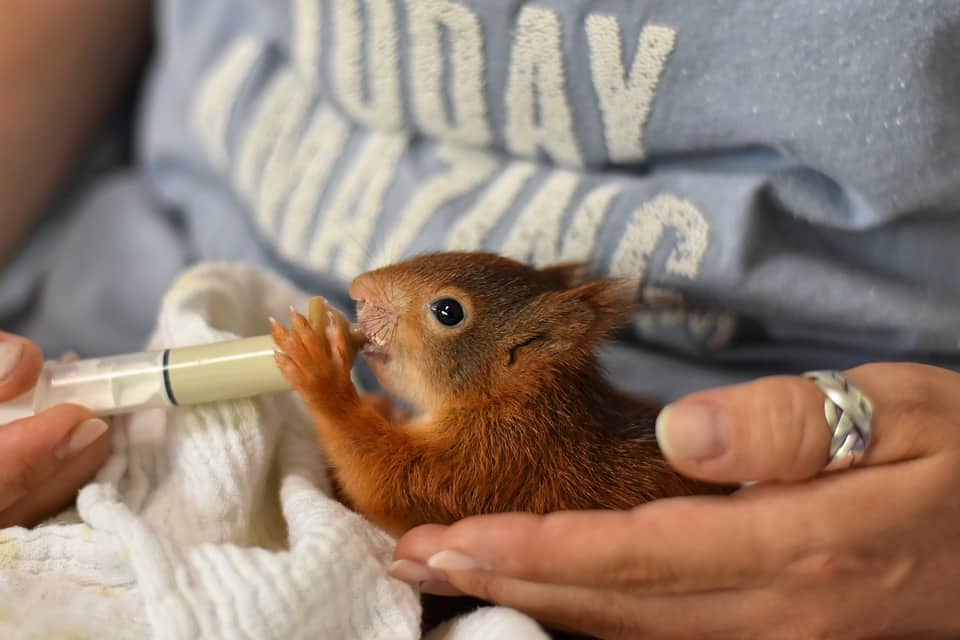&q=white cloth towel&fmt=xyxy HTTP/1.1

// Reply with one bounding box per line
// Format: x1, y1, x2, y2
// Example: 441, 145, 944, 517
0, 262, 549, 640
